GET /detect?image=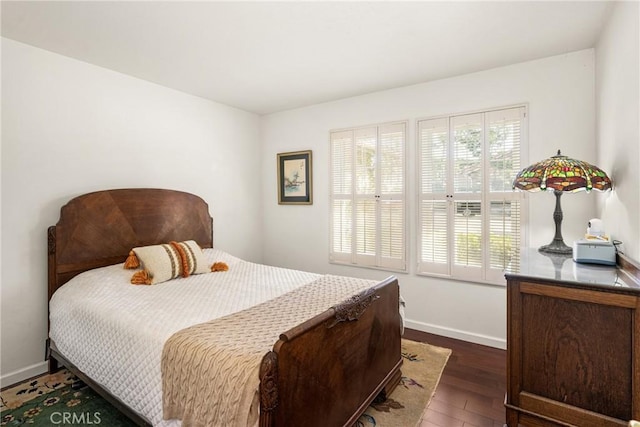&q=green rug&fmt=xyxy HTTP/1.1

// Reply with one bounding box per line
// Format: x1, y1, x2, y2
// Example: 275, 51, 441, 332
1, 340, 450, 427
0, 370, 133, 426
